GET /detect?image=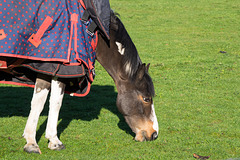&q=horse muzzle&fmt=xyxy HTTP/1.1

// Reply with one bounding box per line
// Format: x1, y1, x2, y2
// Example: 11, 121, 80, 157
135, 130, 158, 142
